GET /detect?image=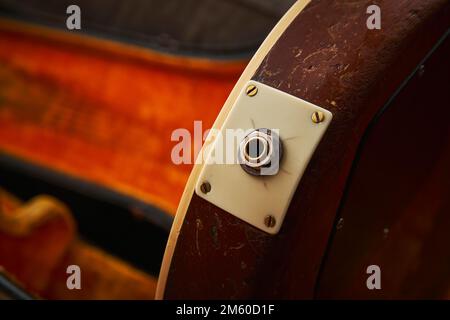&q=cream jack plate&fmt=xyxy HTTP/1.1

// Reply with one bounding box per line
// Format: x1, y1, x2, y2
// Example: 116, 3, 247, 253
195, 81, 332, 234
